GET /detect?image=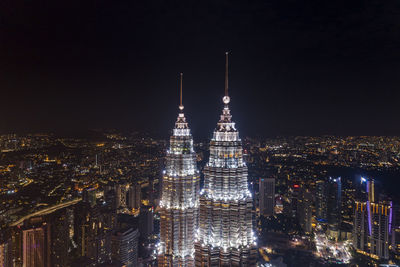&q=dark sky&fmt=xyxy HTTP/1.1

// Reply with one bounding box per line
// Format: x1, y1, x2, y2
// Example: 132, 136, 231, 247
1, 0, 400, 139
